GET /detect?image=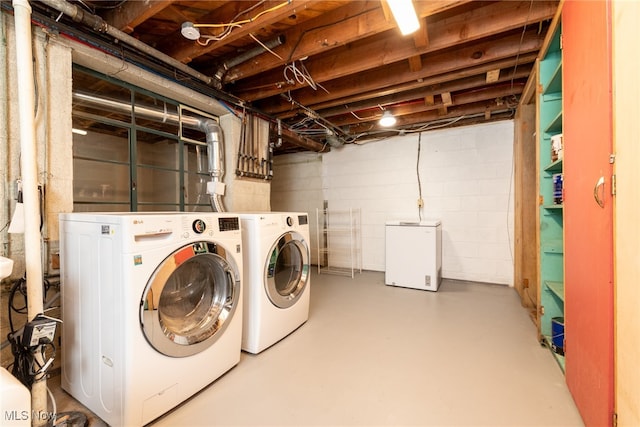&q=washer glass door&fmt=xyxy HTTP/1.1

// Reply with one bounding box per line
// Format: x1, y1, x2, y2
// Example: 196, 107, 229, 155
265, 231, 310, 308
140, 241, 240, 357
